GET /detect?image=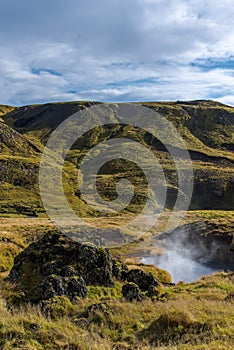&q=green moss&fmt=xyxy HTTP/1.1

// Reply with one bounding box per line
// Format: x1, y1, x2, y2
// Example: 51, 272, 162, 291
87, 281, 123, 300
